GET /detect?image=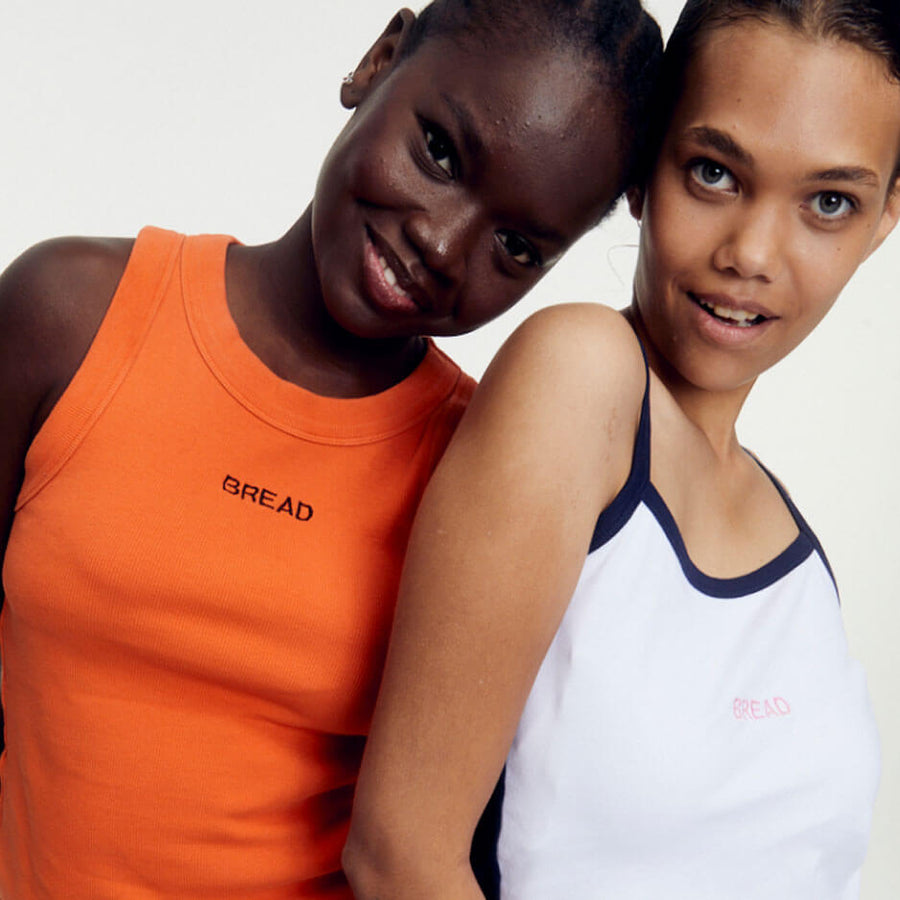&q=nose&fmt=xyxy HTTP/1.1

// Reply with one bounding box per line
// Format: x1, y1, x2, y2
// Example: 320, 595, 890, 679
403, 200, 481, 285
712, 201, 784, 282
